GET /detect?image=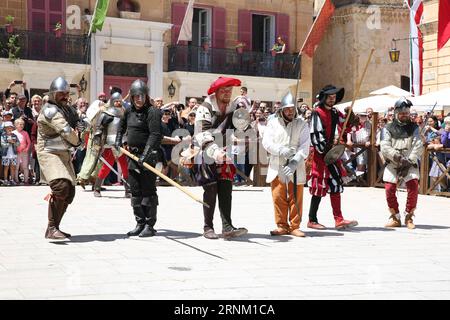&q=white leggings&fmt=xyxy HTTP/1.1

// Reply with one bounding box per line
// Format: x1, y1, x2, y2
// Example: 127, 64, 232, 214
15, 152, 29, 183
